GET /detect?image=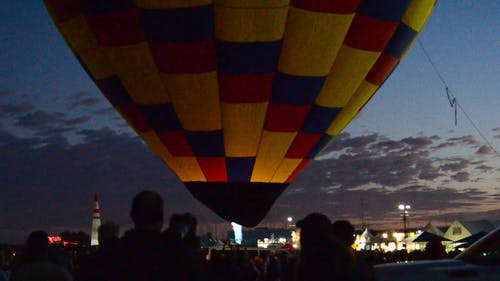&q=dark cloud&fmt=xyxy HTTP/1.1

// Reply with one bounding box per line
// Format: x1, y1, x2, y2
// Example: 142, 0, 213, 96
66, 92, 102, 110
64, 116, 90, 126
370, 139, 405, 152
0, 102, 34, 116
0, 129, 42, 148
432, 134, 481, 149
14, 110, 66, 129
12, 109, 92, 136
447, 135, 480, 146
343, 134, 378, 151
314, 135, 443, 189
400, 136, 433, 149
476, 145, 493, 154
0, 90, 14, 99
34, 126, 75, 137
416, 159, 443, 180
440, 159, 470, 172
451, 172, 470, 182
425, 208, 500, 223
93, 107, 115, 116
475, 164, 494, 172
